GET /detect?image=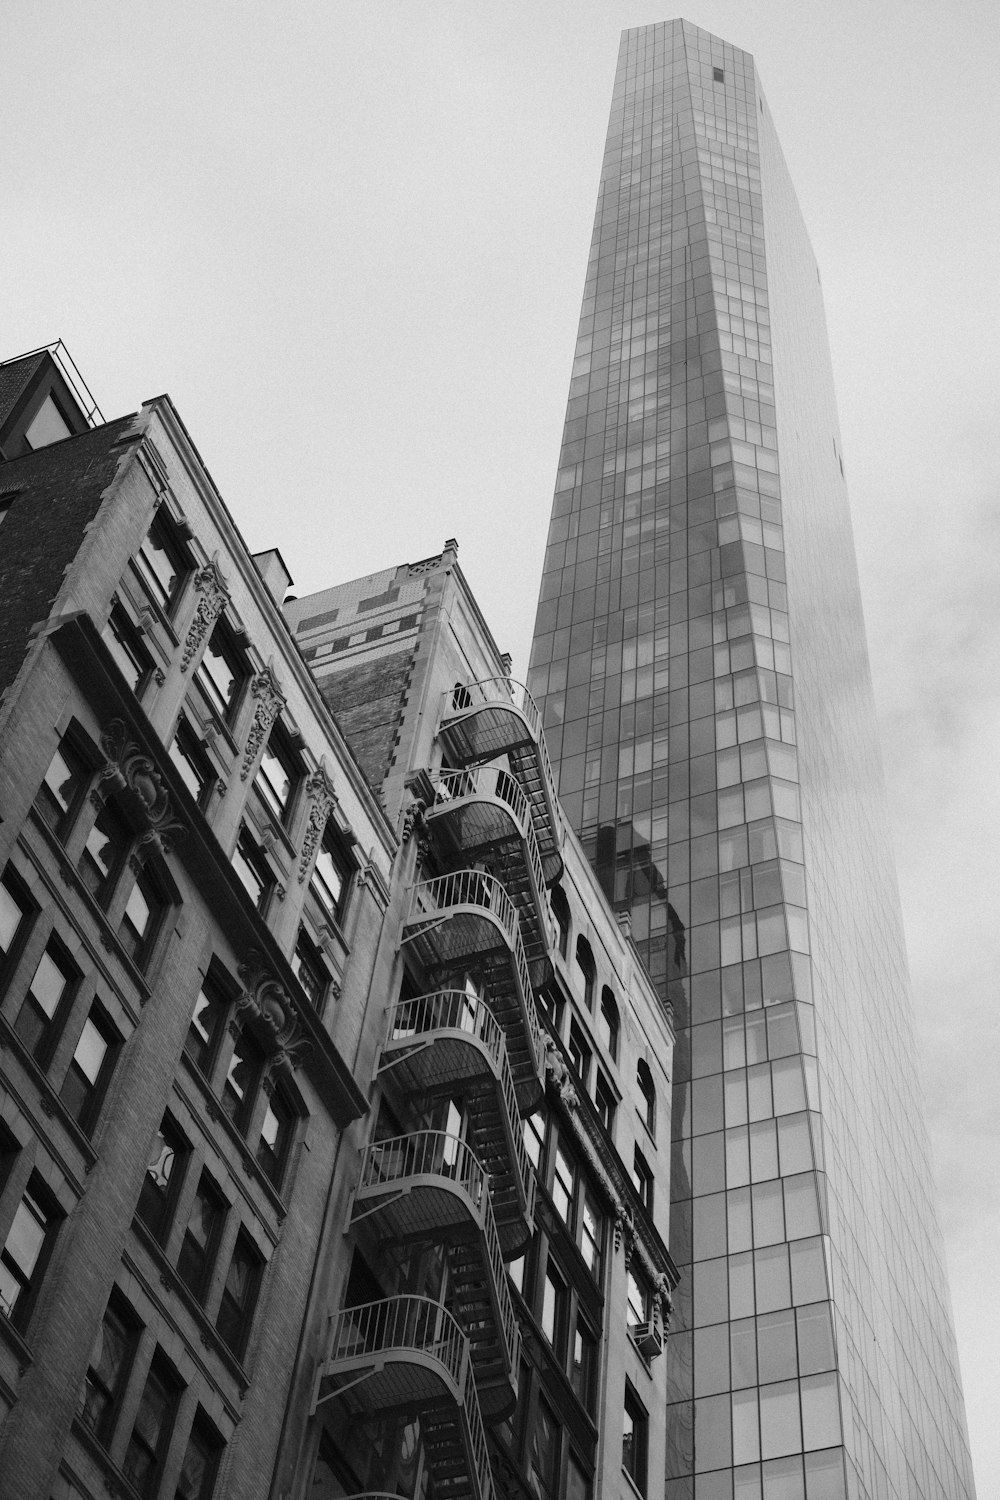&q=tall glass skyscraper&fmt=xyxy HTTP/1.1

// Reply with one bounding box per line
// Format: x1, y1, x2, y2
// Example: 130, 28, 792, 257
528, 20, 975, 1500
